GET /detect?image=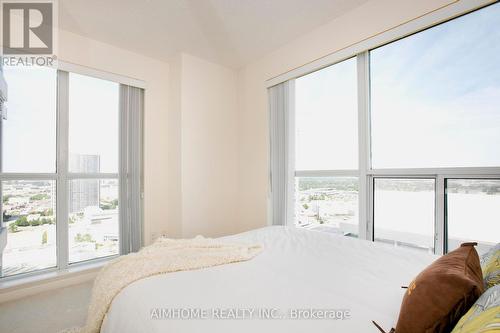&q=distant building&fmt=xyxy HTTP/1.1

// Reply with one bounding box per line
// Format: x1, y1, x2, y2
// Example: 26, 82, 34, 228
70, 153, 100, 173
69, 154, 100, 213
